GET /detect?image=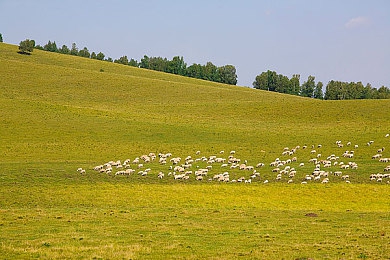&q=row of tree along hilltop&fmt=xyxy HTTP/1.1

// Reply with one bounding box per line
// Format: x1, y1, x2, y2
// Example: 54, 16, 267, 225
13, 38, 390, 99
32, 40, 237, 85
253, 70, 390, 100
